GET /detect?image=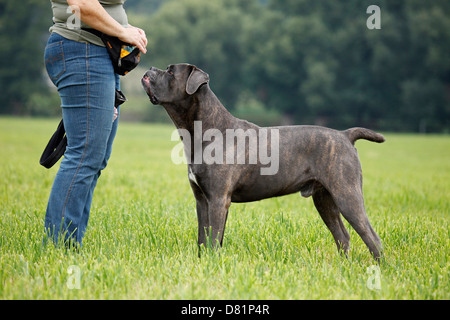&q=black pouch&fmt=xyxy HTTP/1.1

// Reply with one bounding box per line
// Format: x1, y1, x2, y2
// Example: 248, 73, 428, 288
84, 28, 141, 76
39, 119, 67, 169
40, 90, 127, 169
